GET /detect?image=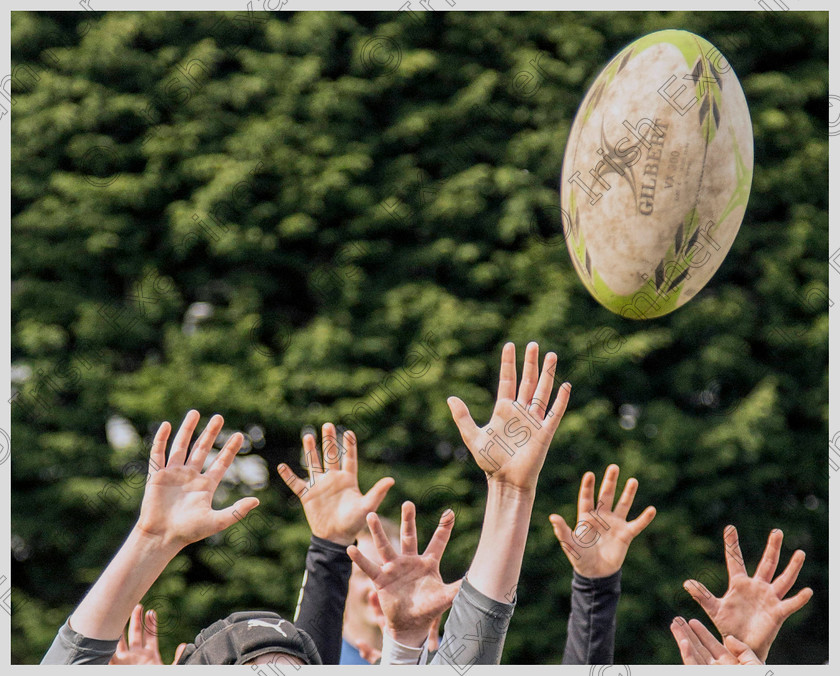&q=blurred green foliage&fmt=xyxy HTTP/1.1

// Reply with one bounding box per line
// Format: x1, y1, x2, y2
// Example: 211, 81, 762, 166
10, 9, 827, 665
